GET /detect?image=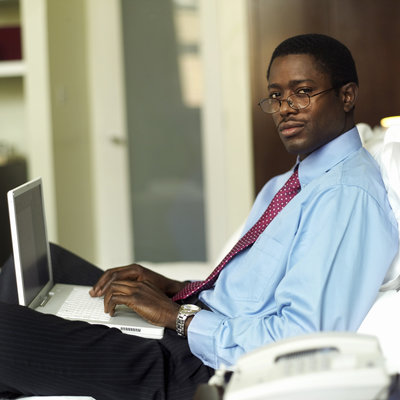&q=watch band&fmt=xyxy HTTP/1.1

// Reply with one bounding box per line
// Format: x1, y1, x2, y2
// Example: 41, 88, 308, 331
176, 304, 201, 337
